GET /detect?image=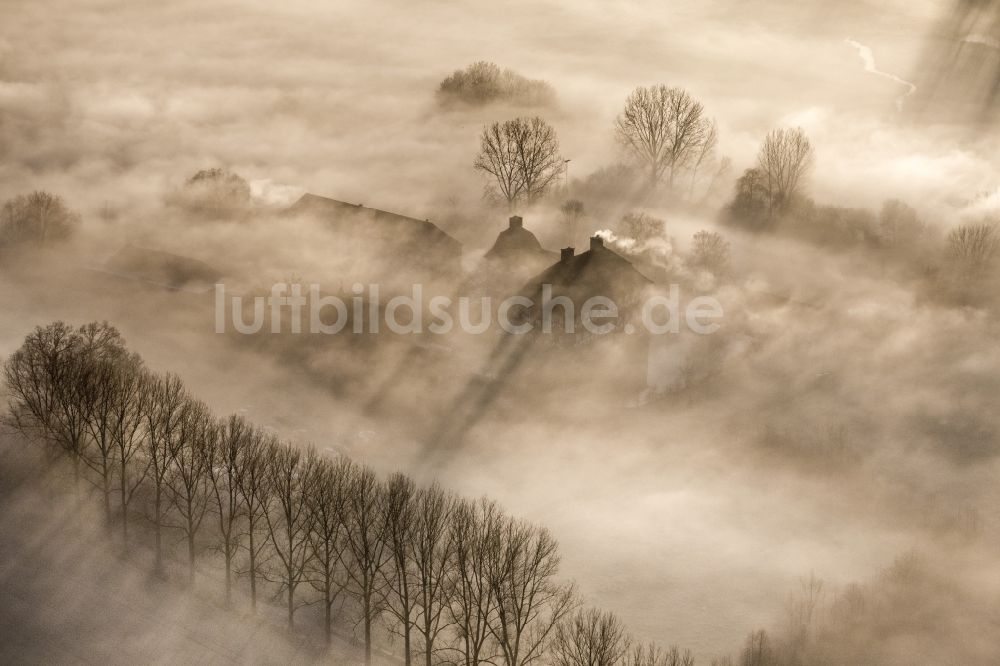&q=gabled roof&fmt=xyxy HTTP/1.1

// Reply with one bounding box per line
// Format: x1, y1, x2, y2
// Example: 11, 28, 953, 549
485, 225, 556, 260
526, 237, 651, 295
286, 193, 461, 253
